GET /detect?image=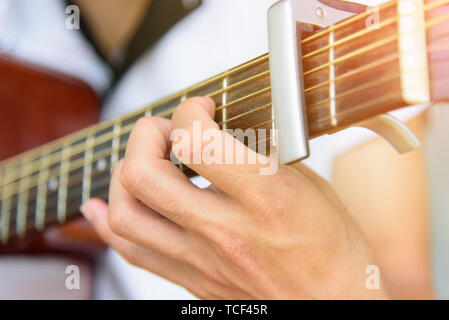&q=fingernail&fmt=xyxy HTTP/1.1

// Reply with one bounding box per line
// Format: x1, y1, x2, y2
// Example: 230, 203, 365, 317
80, 203, 93, 221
